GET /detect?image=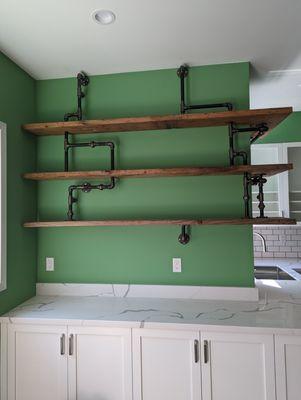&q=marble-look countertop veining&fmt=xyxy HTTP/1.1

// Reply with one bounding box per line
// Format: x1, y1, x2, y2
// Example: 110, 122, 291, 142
1, 279, 301, 334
